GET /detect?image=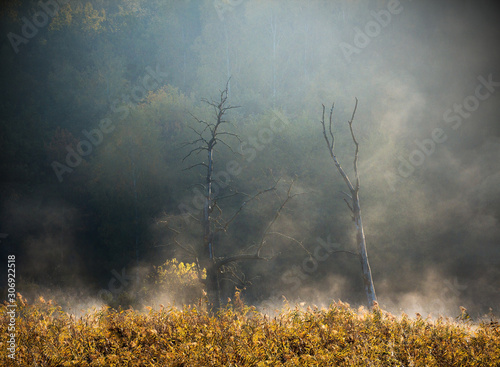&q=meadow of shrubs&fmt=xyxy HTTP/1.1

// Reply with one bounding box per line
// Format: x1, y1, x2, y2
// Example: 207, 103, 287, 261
1, 293, 499, 366
2, 260, 499, 366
